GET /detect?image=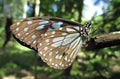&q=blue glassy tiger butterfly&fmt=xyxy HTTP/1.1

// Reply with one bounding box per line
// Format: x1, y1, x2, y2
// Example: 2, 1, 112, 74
10, 16, 92, 69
